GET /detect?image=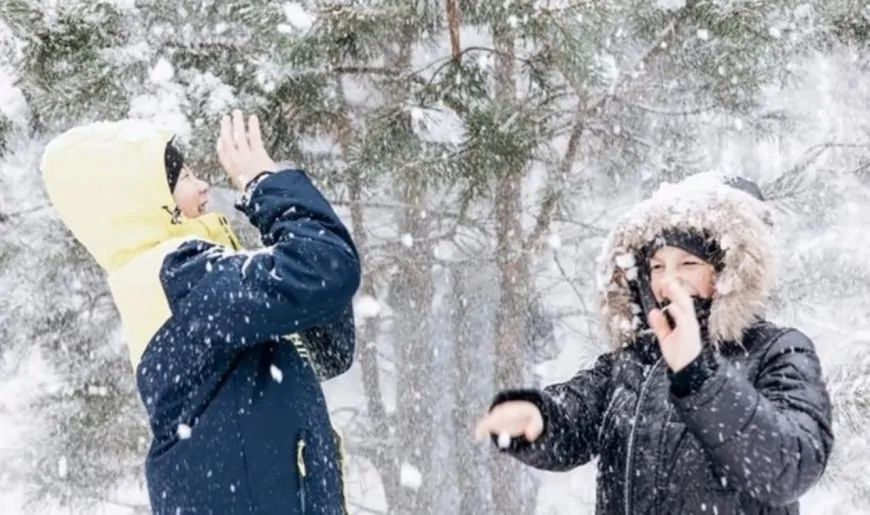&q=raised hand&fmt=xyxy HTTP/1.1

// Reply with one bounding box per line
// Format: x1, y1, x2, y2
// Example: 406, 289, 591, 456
648, 278, 703, 372
216, 110, 278, 190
